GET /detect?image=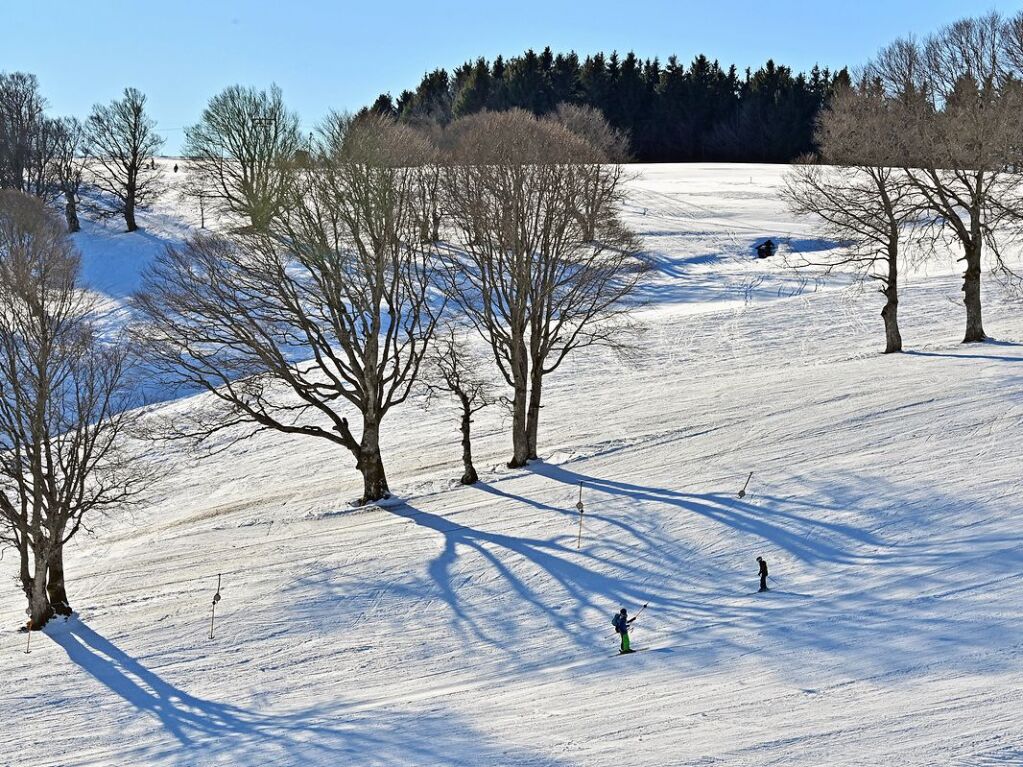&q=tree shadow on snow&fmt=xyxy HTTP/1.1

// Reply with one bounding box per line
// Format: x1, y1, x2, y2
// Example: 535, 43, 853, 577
373, 468, 886, 662
48, 619, 566, 767
532, 462, 884, 566
528, 463, 1023, 680
905, 348, 1023, 364
386, 498, 699, 653
281, 460, 1023, 687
